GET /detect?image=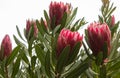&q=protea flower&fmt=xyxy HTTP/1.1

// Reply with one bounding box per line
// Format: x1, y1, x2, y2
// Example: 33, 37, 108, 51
26, 20, 38, 38
87, 22, 111, 57
57, 29, 83, 57
0, 35, 12, 58
49, 1, 71, 29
